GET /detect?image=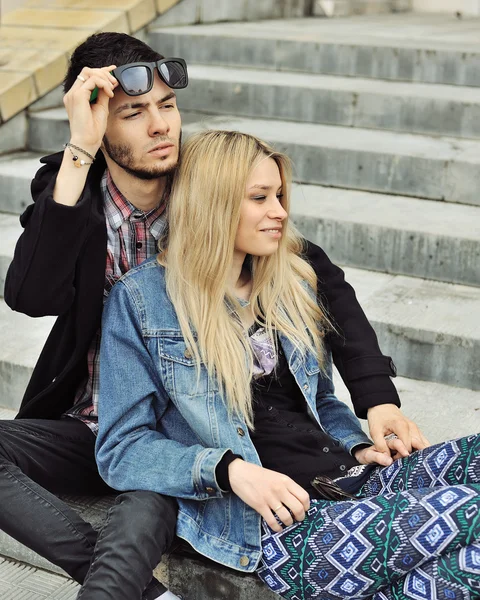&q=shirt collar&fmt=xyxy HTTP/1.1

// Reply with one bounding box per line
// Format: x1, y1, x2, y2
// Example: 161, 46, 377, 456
101, 170, 167, 239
